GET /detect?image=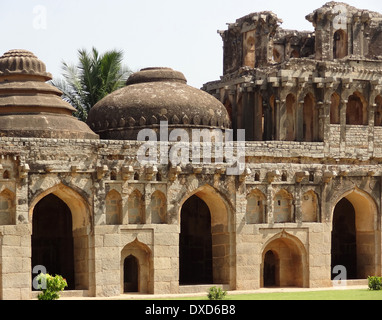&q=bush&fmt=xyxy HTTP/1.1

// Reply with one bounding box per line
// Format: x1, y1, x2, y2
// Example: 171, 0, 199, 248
36, 273, 68, 300
207, 286, 227, 300
368, 276, 382, 291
